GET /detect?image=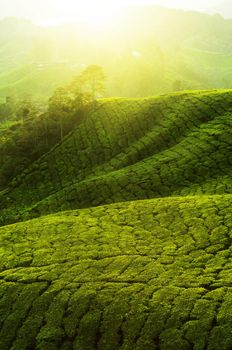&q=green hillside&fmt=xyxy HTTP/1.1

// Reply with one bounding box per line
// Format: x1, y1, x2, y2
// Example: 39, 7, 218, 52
0, 64, 77, 101
1, 90, 232, 349
0, 195, 232, 349
1, 90, 232, 225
